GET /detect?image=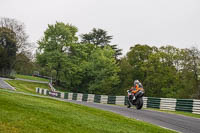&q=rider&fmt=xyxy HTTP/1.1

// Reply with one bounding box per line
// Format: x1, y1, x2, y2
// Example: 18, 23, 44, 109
127, 80, 143, 108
